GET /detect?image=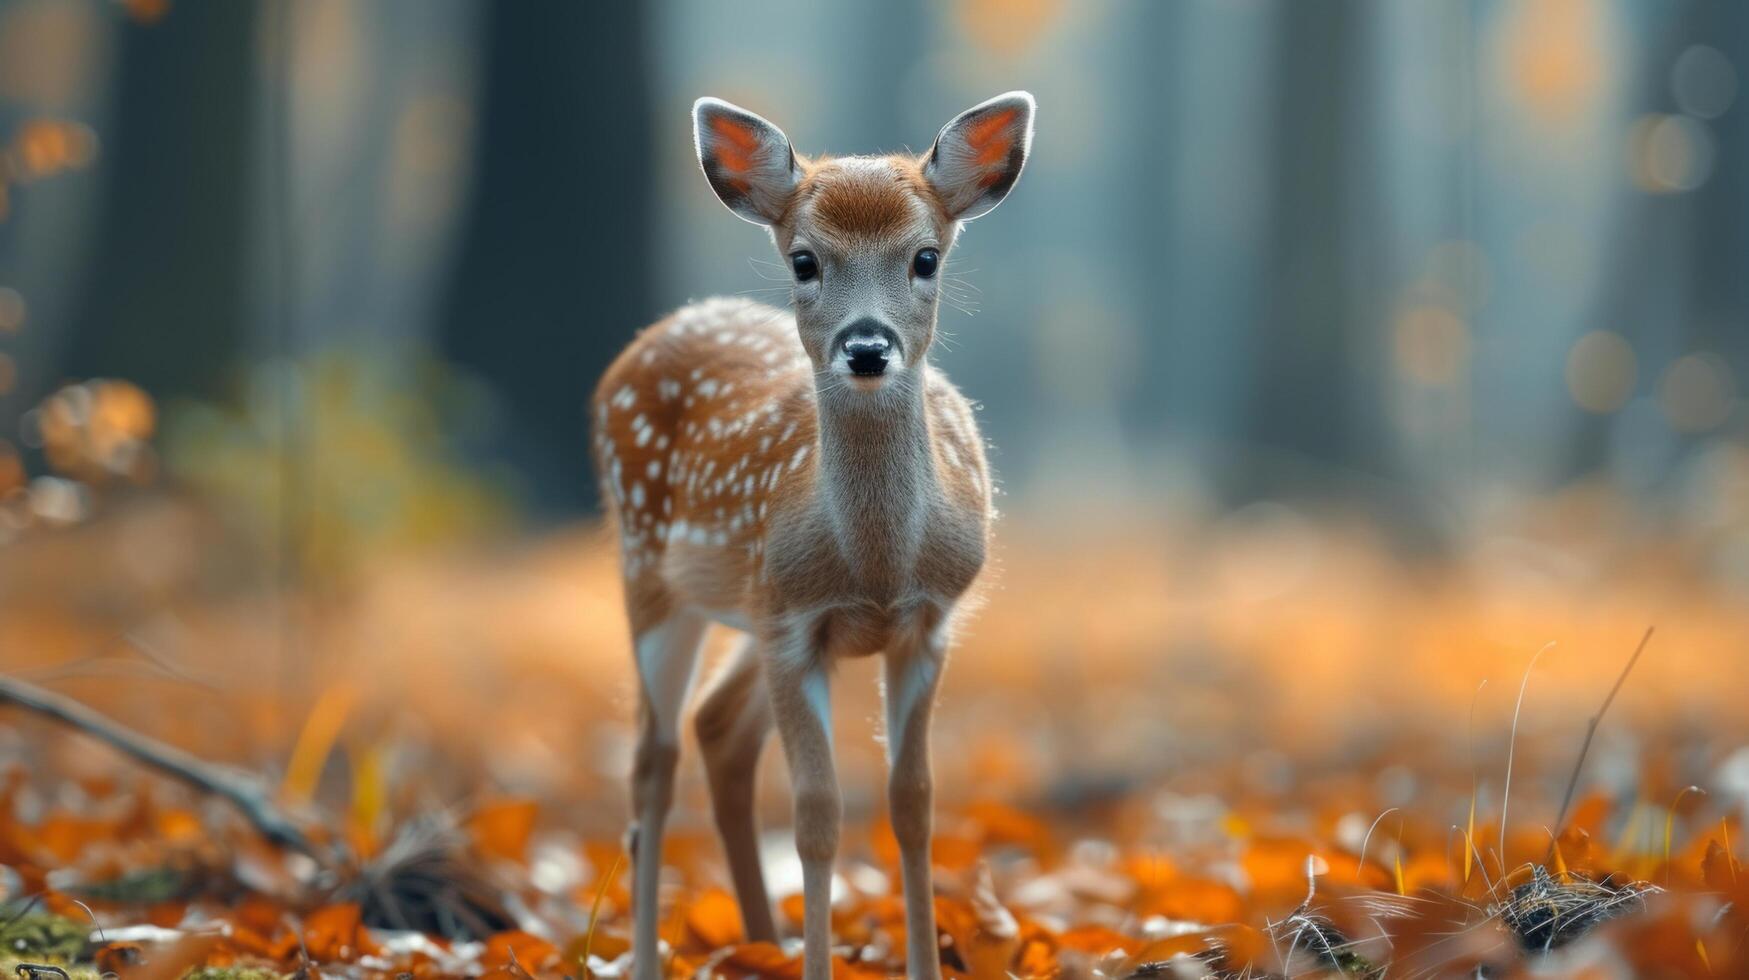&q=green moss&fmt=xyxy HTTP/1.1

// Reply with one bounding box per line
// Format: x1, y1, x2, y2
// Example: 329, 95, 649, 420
0, 911, 89, 963
180, 968, 288, 980
70, 866, 194, 905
